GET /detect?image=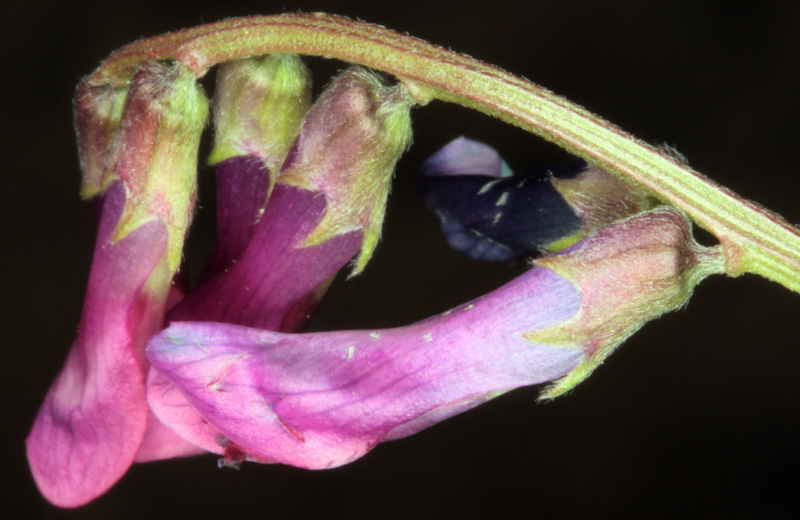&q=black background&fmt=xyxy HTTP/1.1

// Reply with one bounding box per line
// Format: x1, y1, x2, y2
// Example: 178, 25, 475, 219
4, 1, 800, 518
